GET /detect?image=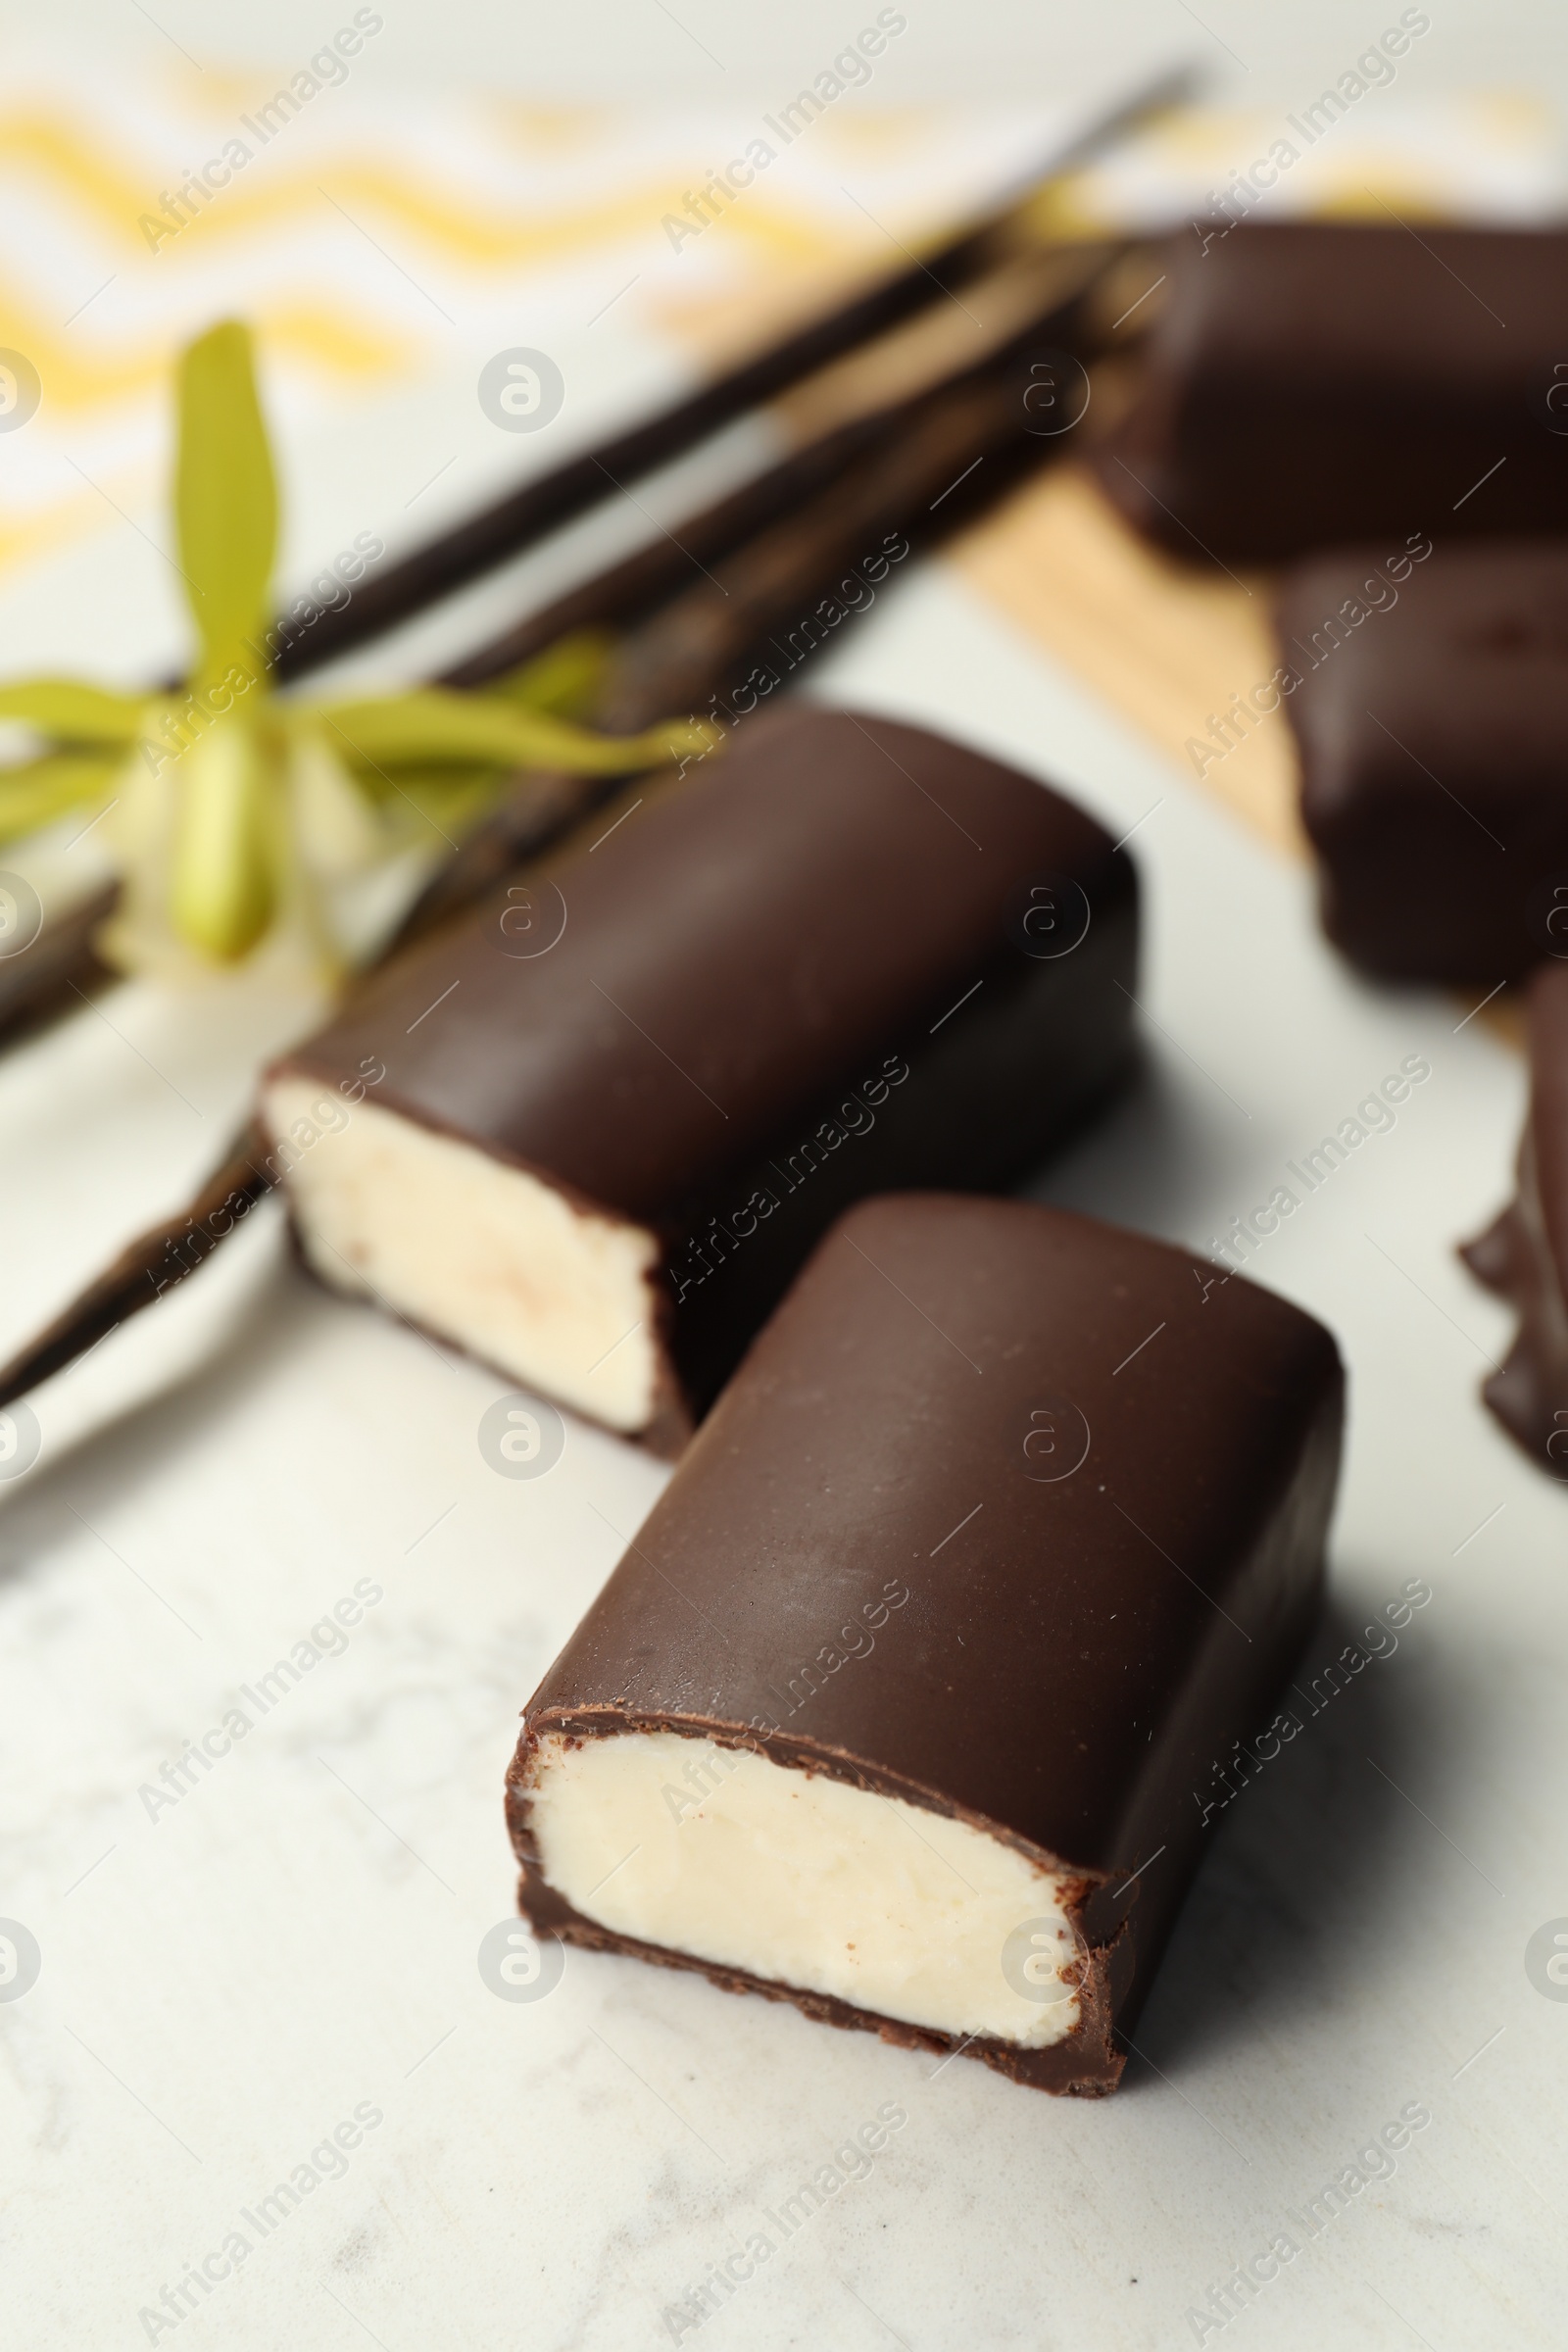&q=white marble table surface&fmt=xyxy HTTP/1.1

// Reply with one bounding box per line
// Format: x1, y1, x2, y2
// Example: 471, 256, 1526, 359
1, 362, 1563, 2351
